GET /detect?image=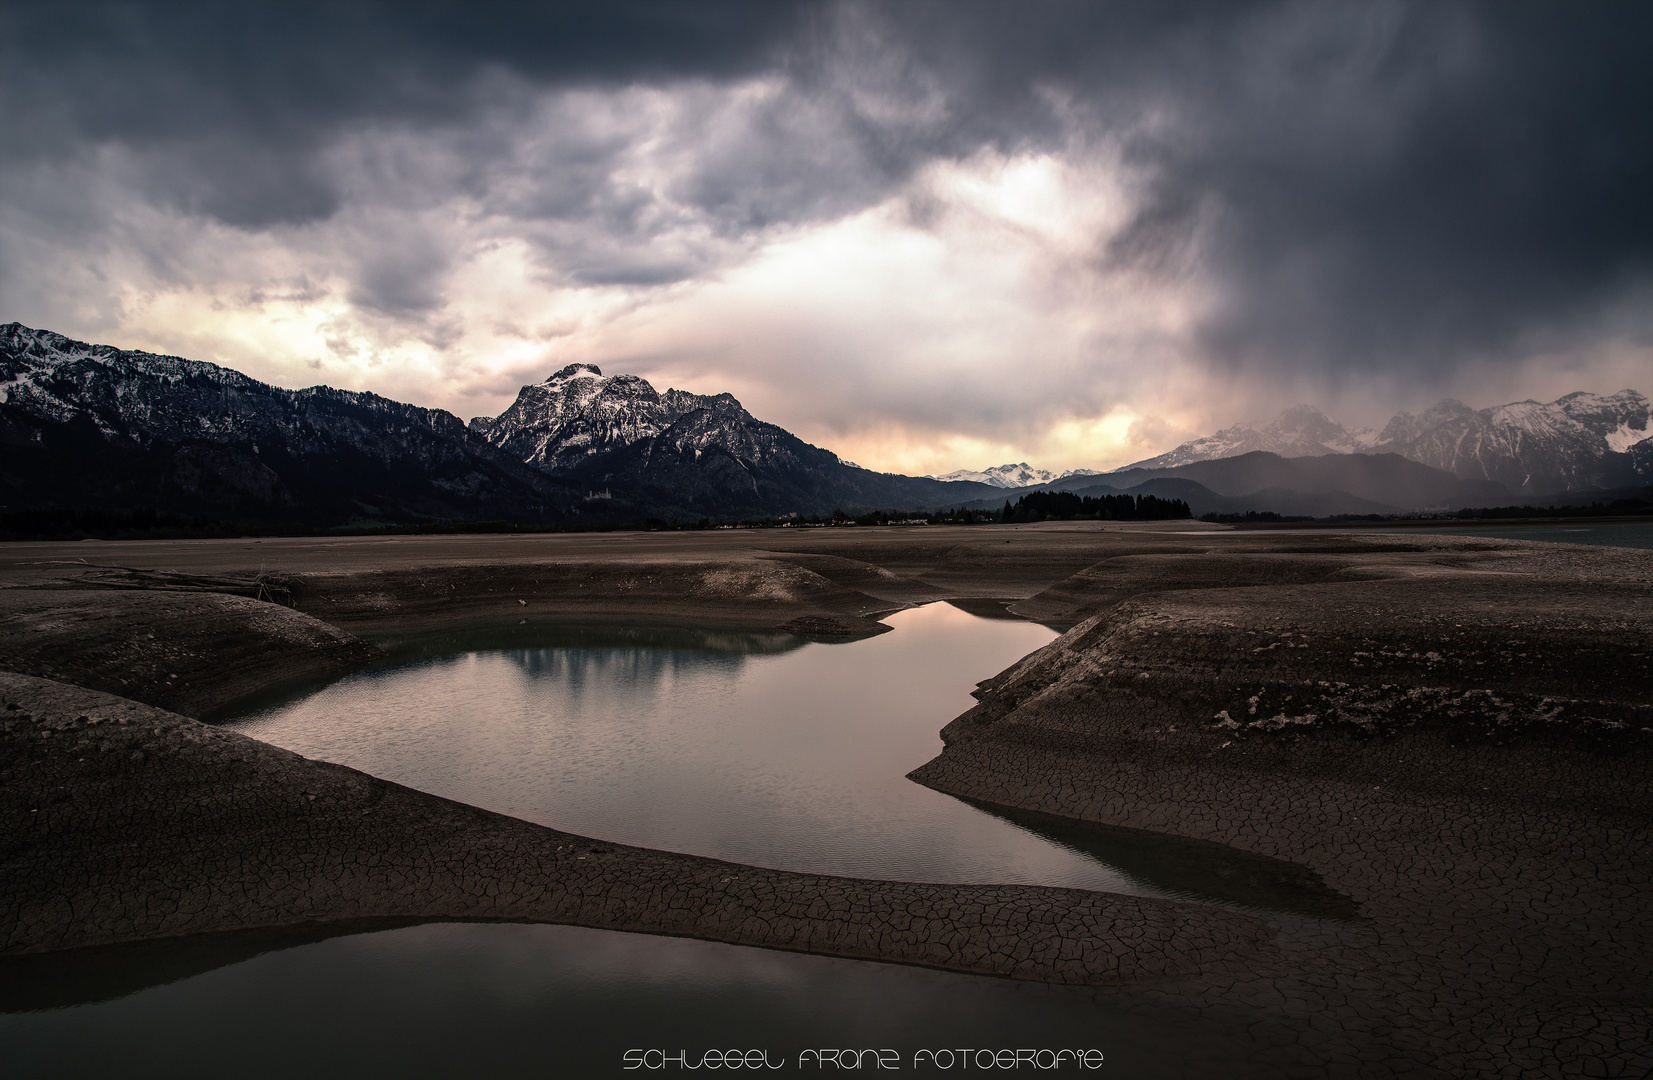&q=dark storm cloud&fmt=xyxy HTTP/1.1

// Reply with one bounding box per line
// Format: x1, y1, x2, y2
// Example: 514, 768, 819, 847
1104, 3, 1653, 377
0, 0, 813, 227
866, 1, 1653, 378
1, 1, 811, 142
3, 0, 1650, 384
